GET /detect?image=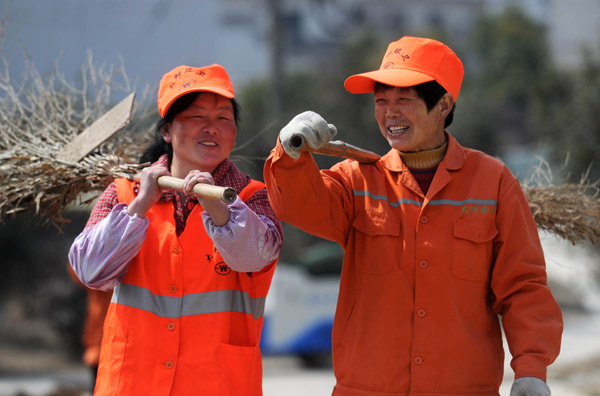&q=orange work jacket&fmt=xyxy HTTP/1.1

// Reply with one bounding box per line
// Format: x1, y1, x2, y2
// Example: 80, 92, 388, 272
94, 178, 276, 396
264, 133, 562, 396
